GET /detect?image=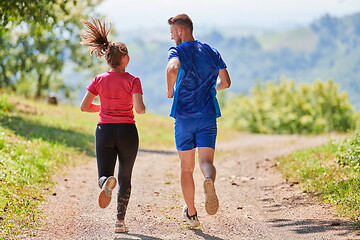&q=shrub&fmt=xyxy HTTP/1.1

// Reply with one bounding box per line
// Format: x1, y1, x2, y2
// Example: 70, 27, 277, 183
222, 78, 356, 134
337, 130, 360, 170
0, 93, 13, 114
